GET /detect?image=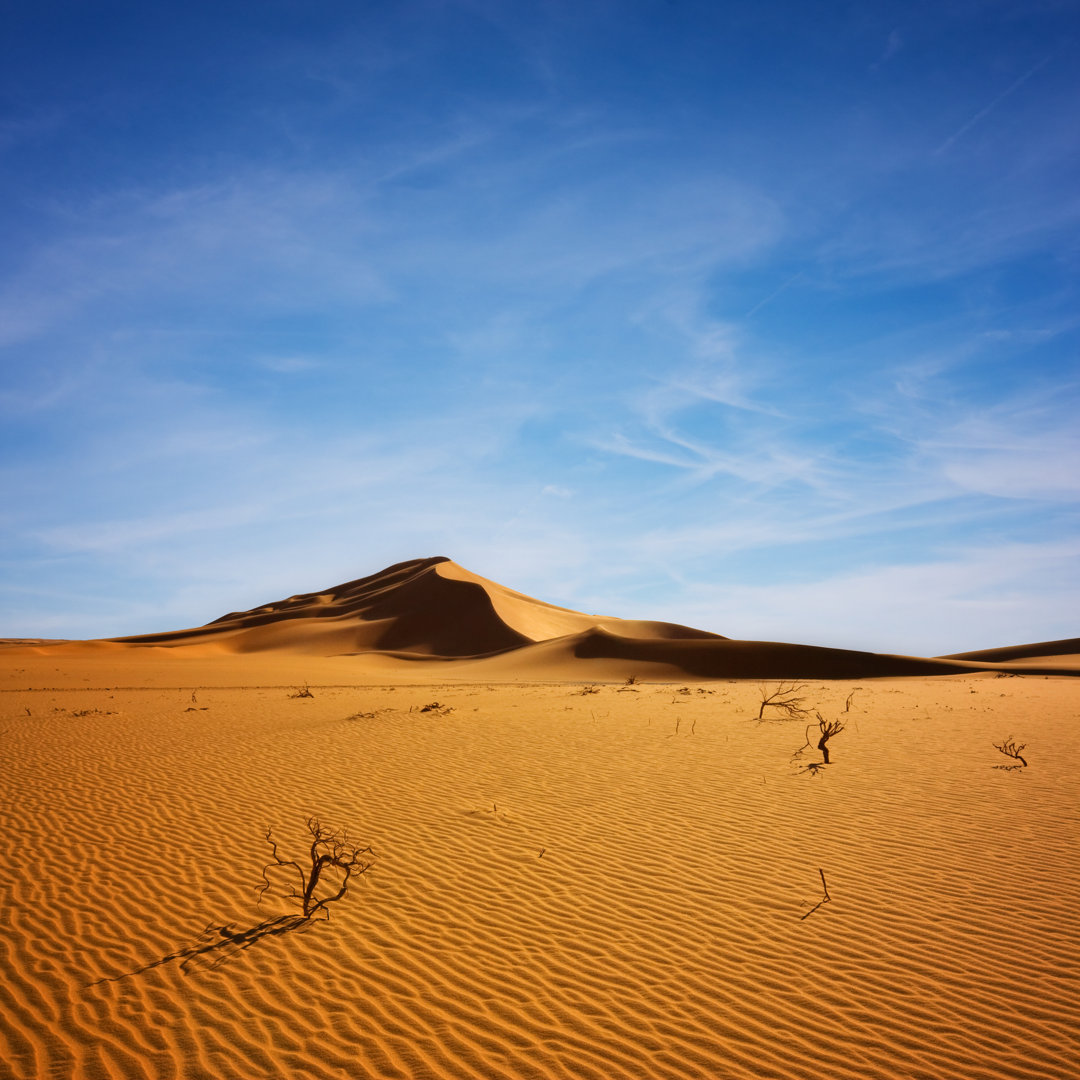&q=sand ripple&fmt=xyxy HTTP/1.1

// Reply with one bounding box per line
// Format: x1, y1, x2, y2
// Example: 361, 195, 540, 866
1, 677, 1078, 1078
